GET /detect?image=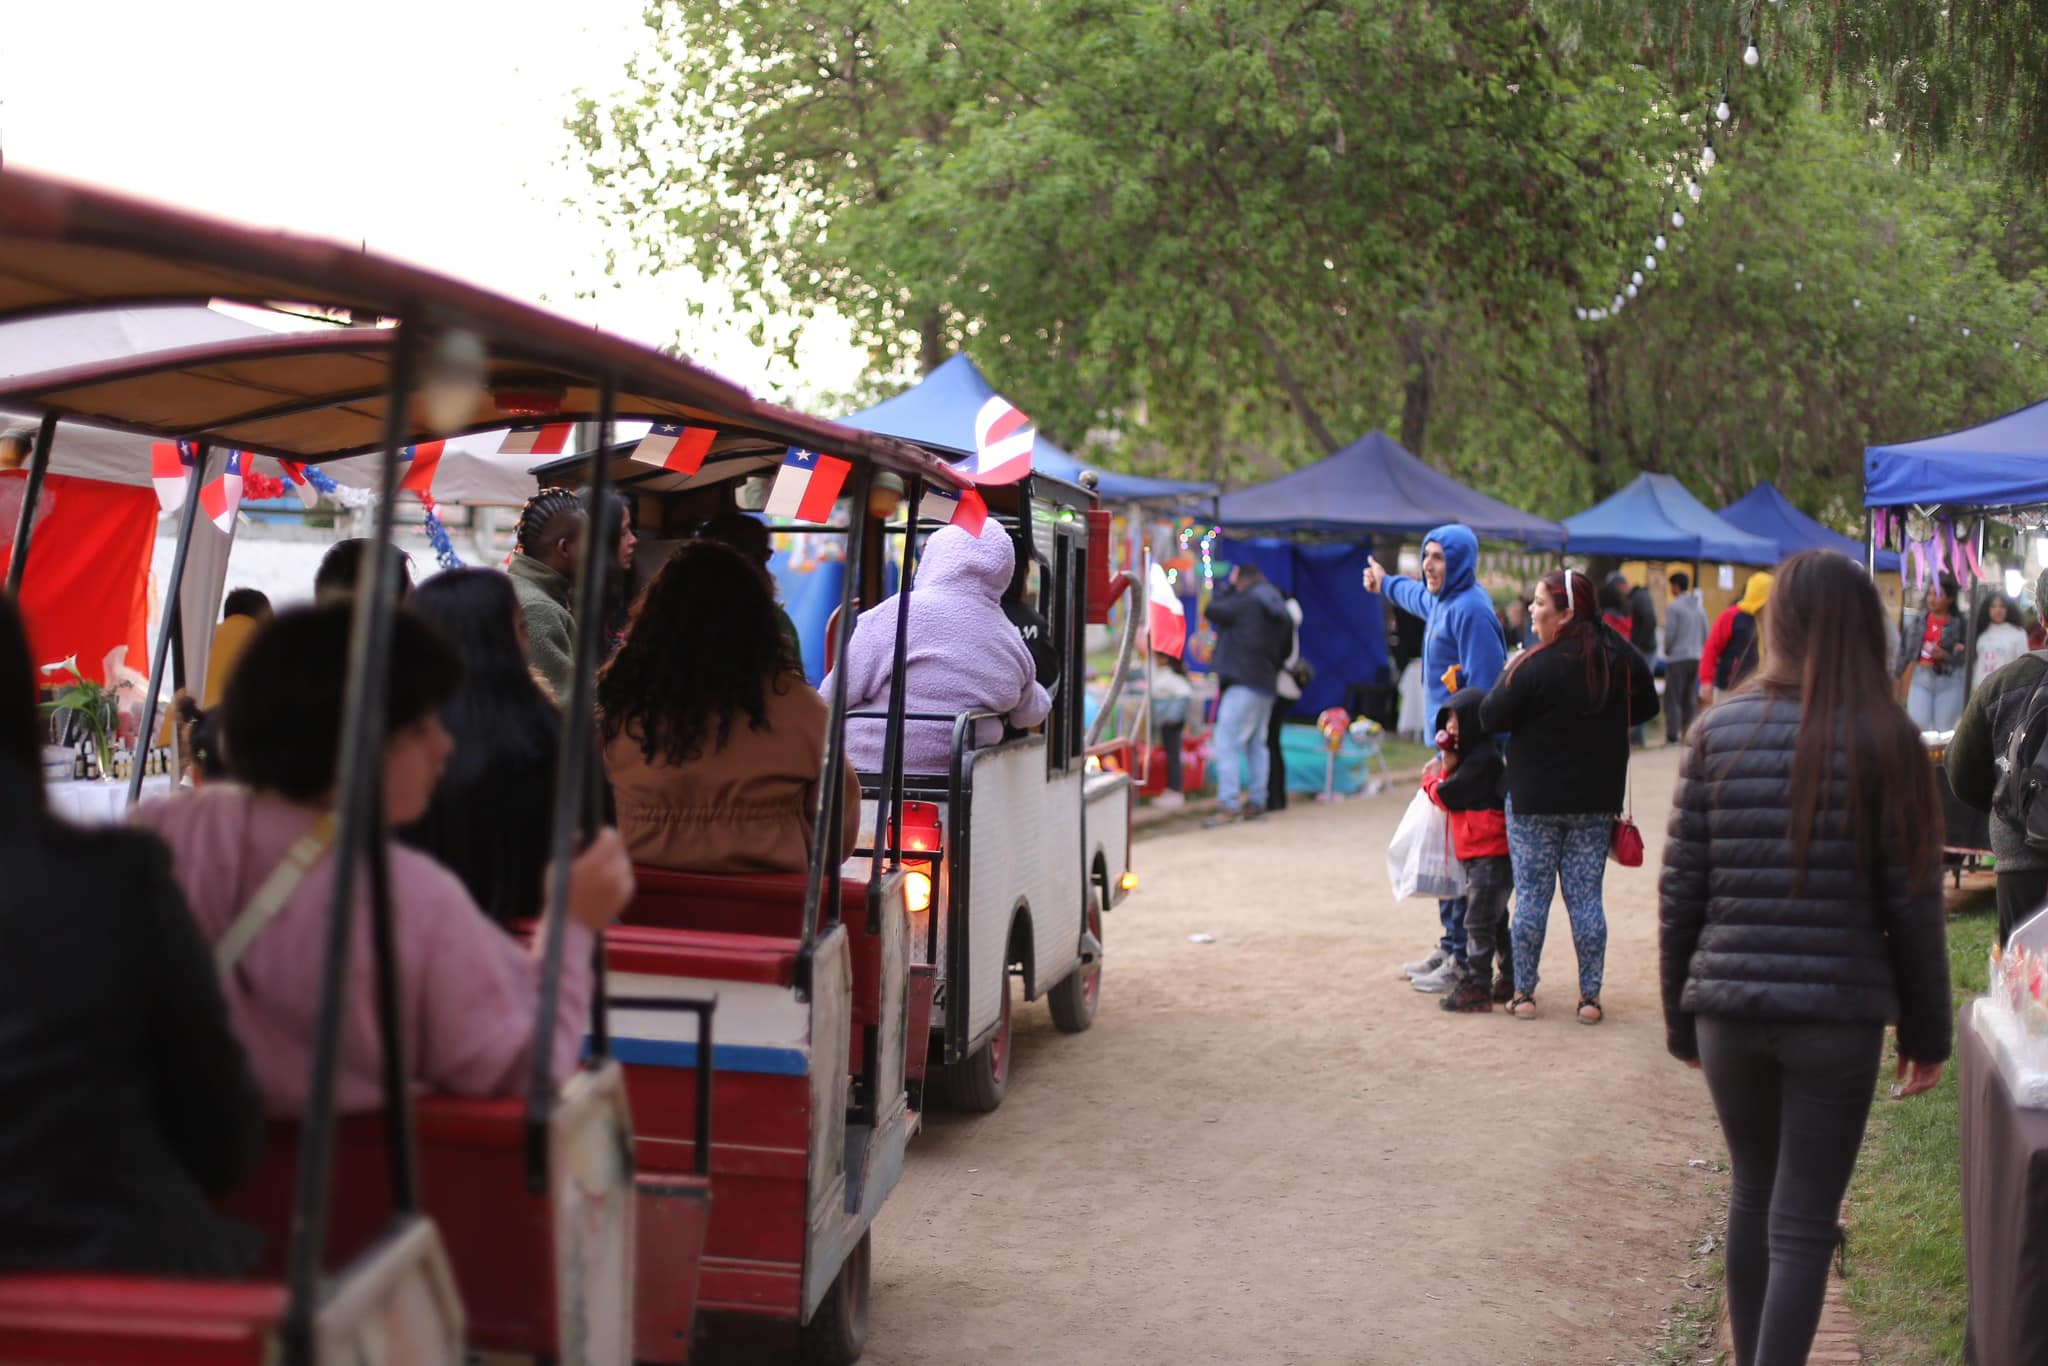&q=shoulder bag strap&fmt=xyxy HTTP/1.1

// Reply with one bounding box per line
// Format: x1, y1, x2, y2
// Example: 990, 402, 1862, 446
214, 813, 339, 977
